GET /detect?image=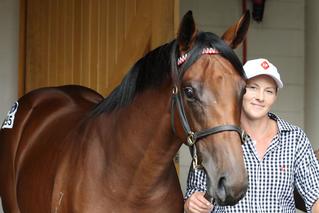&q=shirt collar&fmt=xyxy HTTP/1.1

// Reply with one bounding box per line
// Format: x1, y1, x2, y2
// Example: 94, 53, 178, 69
268, 112, 298, 132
